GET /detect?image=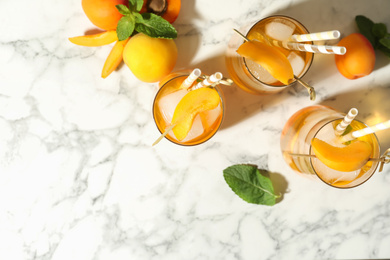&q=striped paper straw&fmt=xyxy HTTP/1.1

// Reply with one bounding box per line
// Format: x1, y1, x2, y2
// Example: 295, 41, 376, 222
190, 72, 223, 90
270, 39, 346, 55
180, 68, 202, 89
335, 108, 358, 136
339, 119, 390, 143
289, 30, 340, 42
